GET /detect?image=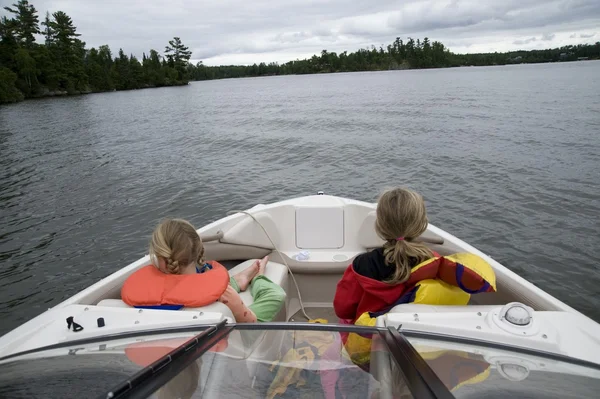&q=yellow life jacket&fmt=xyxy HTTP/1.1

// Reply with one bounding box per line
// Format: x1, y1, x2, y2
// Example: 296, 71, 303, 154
345, 253, 496, 366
